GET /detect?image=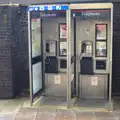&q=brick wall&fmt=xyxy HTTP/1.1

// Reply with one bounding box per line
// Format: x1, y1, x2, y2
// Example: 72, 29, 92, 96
0, 6, 29, 98
11, 6, 29, 95
112, 3, 120, 95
